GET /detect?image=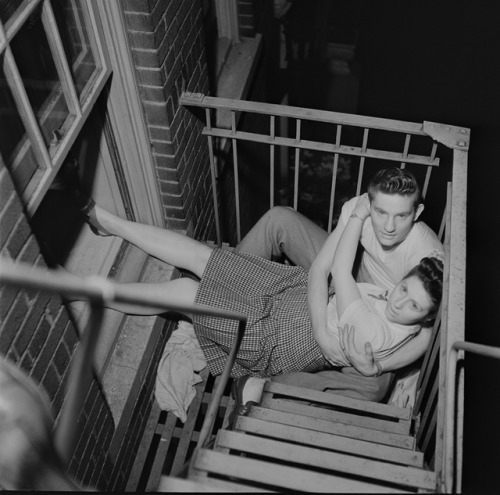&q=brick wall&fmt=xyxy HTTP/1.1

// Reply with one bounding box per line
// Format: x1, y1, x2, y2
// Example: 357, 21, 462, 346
0, 157, 119, 489
122, 0, 215, 241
